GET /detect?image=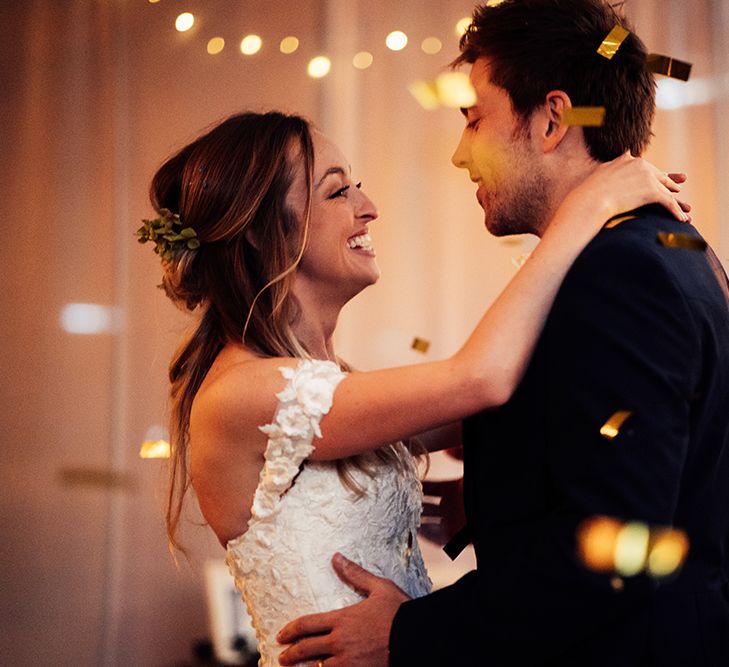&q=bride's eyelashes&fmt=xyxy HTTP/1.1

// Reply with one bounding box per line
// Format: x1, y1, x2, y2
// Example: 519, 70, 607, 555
328, 182, 363, 199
